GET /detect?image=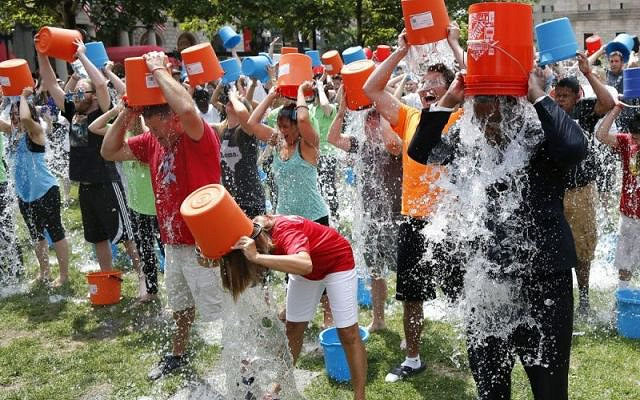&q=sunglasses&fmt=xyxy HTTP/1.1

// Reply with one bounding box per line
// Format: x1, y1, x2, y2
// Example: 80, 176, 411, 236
65, 89, 95, 101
